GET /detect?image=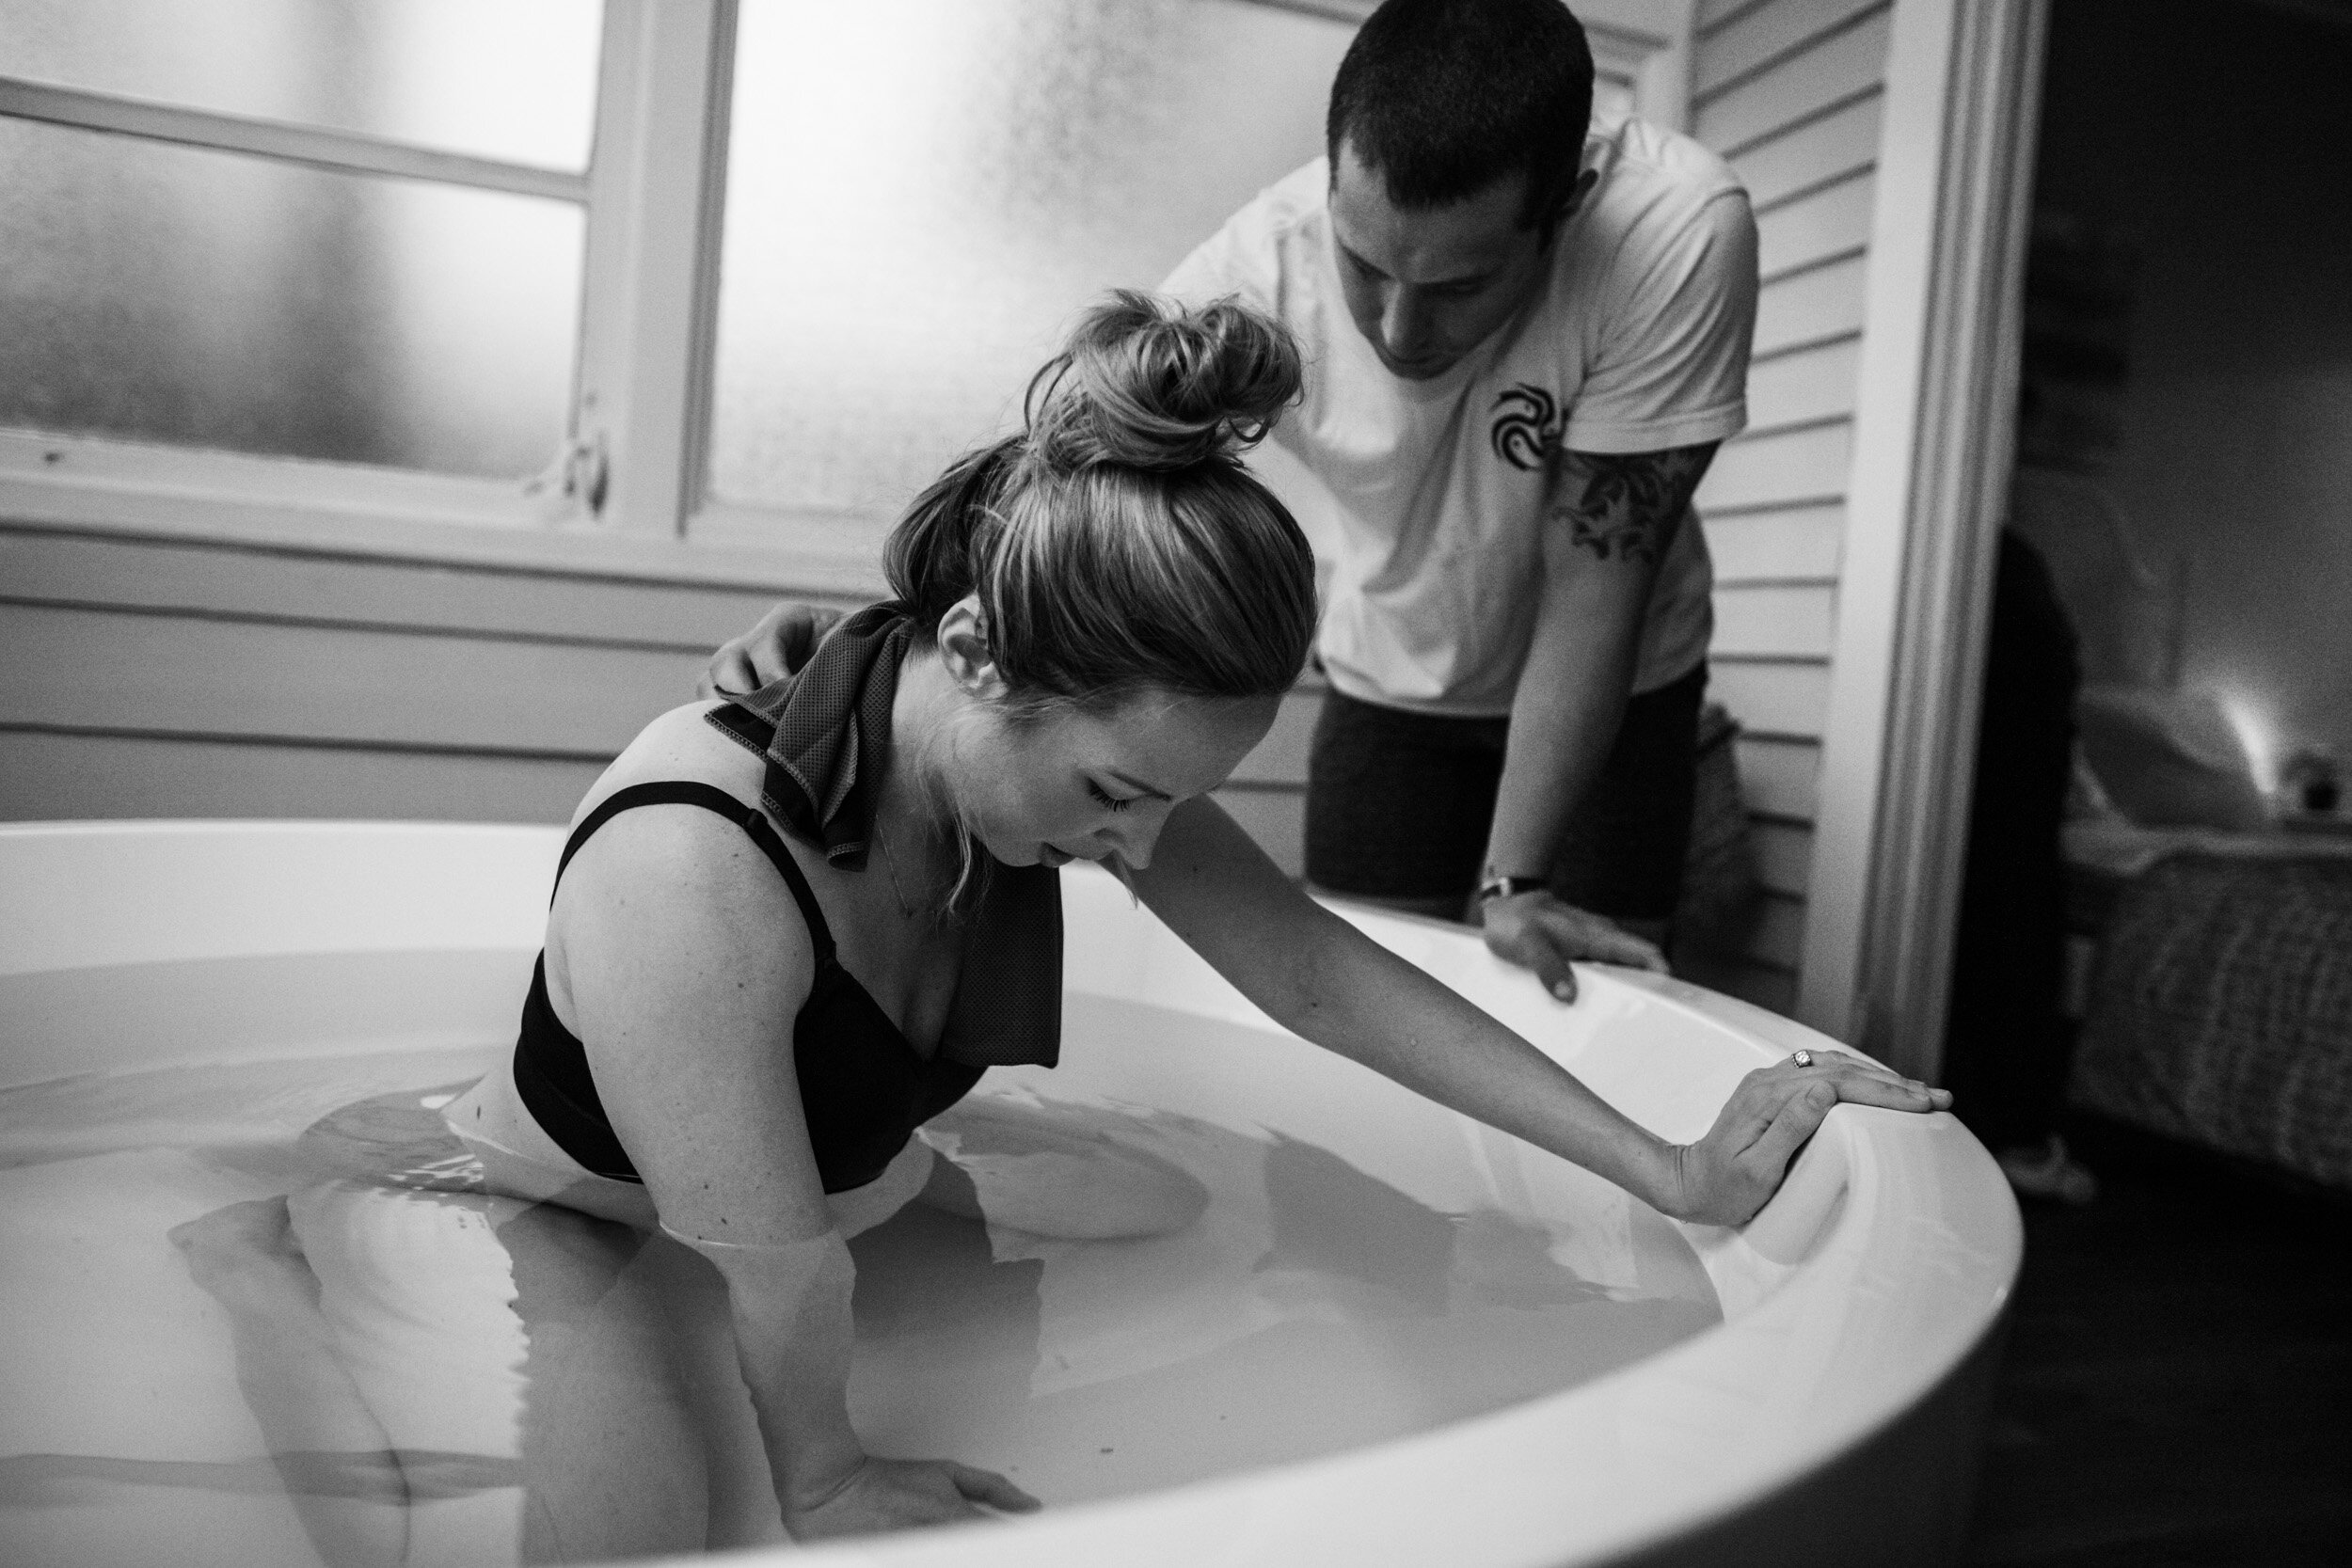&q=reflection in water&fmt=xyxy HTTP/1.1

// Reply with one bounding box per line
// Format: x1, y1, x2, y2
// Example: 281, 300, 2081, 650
1263, 1135, 1459, 1312
0, 1449, 523, 1503
1, 1033, 1721, 1565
